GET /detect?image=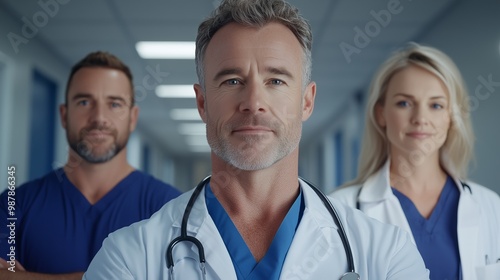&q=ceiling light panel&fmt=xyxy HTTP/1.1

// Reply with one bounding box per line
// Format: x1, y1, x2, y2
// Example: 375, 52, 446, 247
136, 41, 195, 59
156, 85, 195, 98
